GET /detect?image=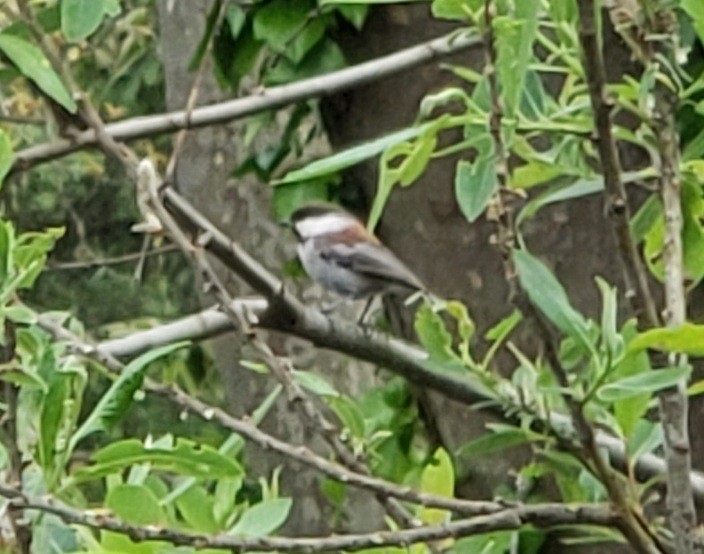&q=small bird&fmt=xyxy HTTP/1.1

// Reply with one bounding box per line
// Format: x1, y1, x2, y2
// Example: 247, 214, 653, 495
289, 203, 425, 305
